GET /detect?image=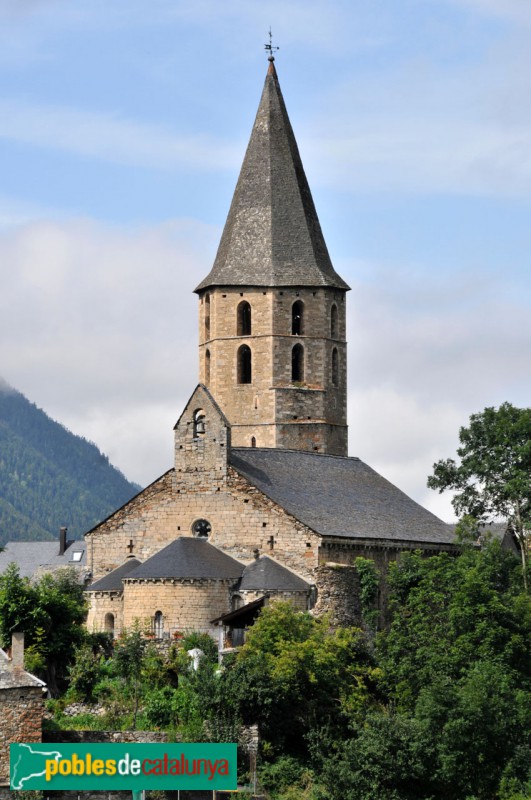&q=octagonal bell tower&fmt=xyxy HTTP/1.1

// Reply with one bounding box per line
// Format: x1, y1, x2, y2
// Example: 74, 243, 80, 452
195, 58, 350, 456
